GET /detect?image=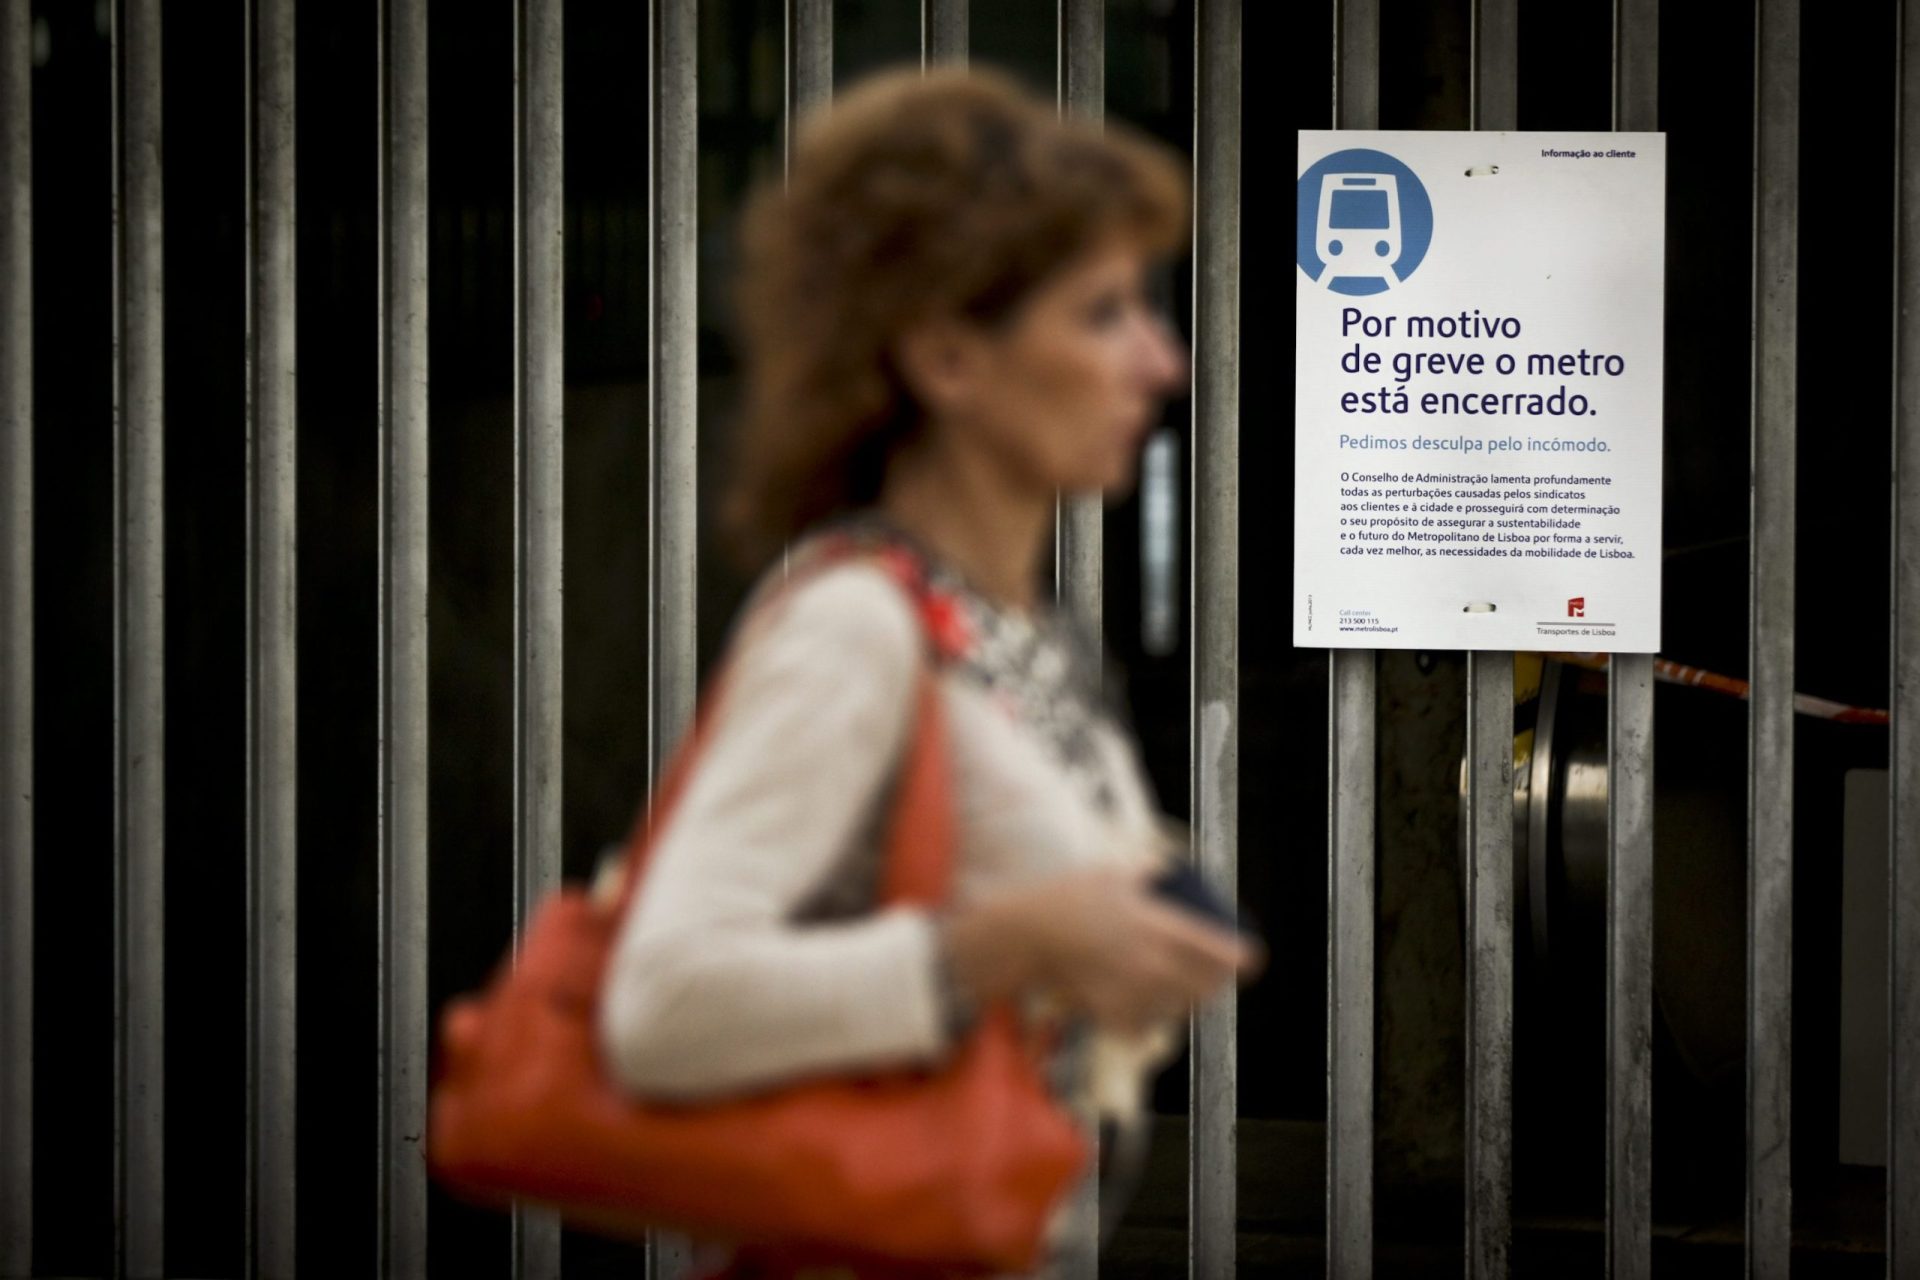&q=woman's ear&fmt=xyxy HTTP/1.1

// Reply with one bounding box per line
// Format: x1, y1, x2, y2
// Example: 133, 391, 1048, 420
893, 316, 980, 418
